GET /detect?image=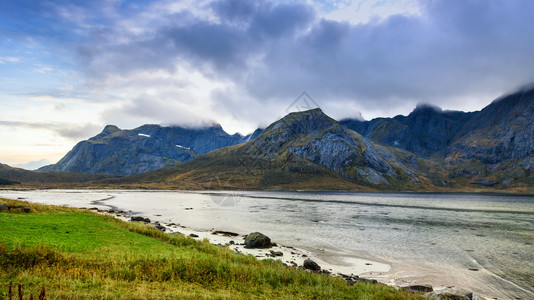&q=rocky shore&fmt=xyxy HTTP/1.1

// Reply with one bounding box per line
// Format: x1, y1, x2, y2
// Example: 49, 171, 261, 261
88, 207, 487, 300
